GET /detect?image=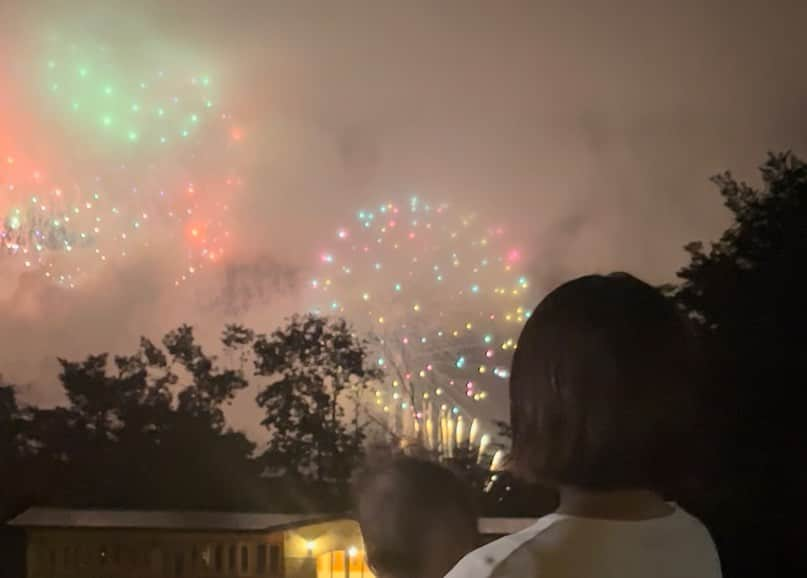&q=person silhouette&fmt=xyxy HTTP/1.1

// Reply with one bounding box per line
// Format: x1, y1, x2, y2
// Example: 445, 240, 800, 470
446, 273, 721, 578
355, 455, 478, 578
